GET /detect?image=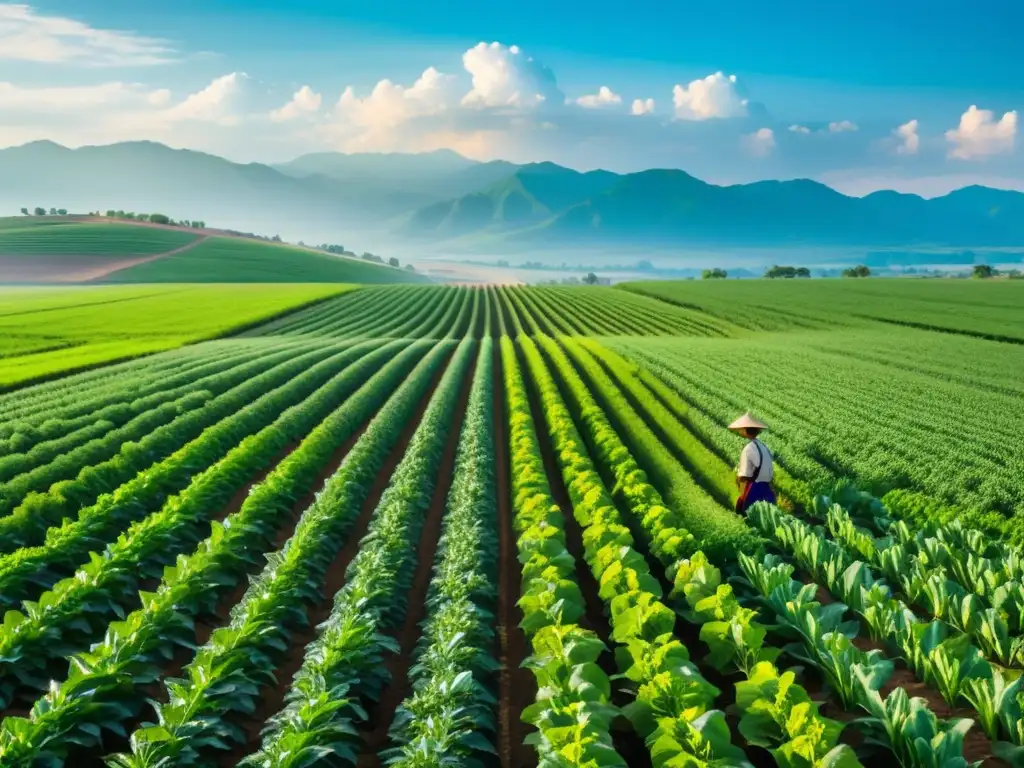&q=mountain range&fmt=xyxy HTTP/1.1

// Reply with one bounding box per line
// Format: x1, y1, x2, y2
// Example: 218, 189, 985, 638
3, 140, 1024, 253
